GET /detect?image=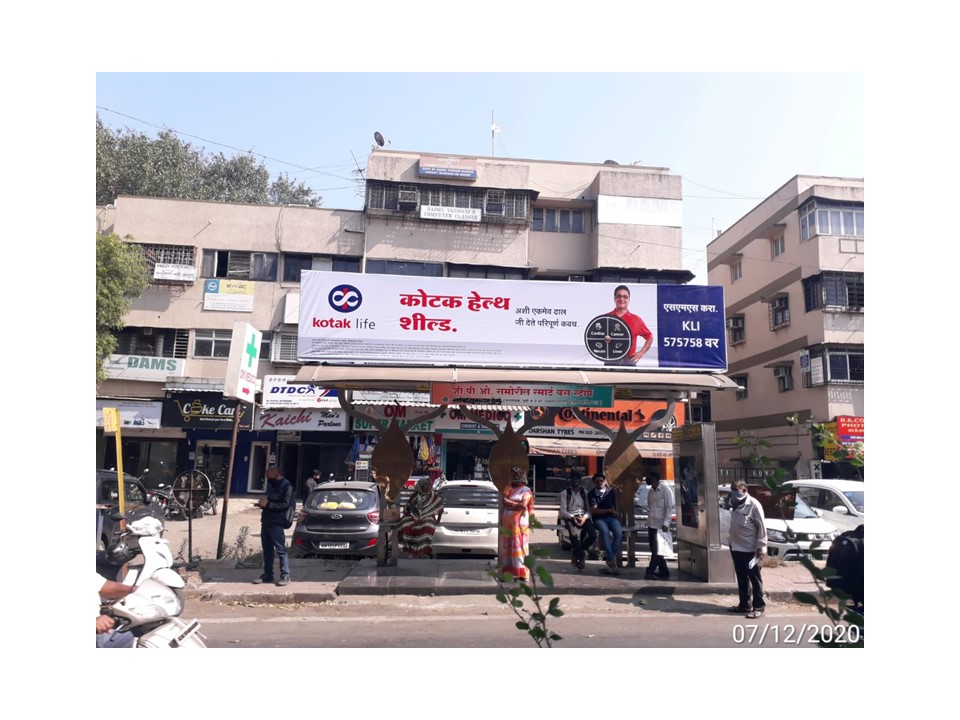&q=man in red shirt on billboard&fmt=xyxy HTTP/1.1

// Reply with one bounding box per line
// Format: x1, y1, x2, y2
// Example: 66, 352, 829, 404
605, 285, 653, 366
